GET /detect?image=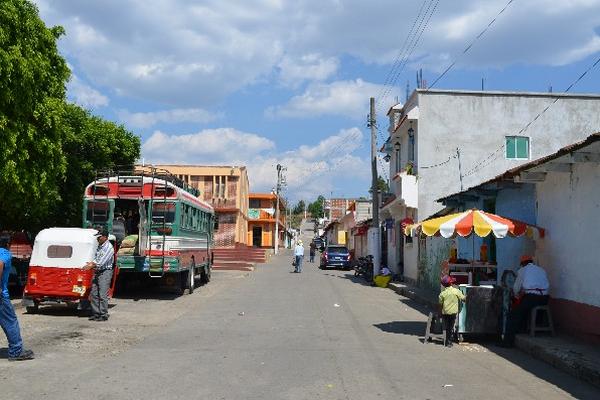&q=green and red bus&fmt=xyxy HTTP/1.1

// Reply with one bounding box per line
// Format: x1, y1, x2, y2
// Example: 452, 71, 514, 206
82, 170, 215, 293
